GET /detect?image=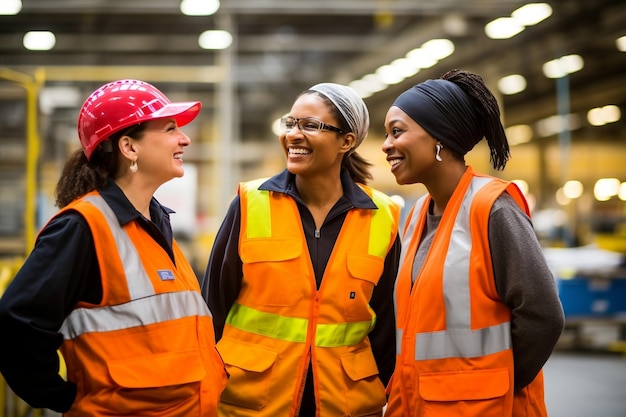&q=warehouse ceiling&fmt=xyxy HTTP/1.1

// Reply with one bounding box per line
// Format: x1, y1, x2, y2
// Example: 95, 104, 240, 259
1, 0, 626, 159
